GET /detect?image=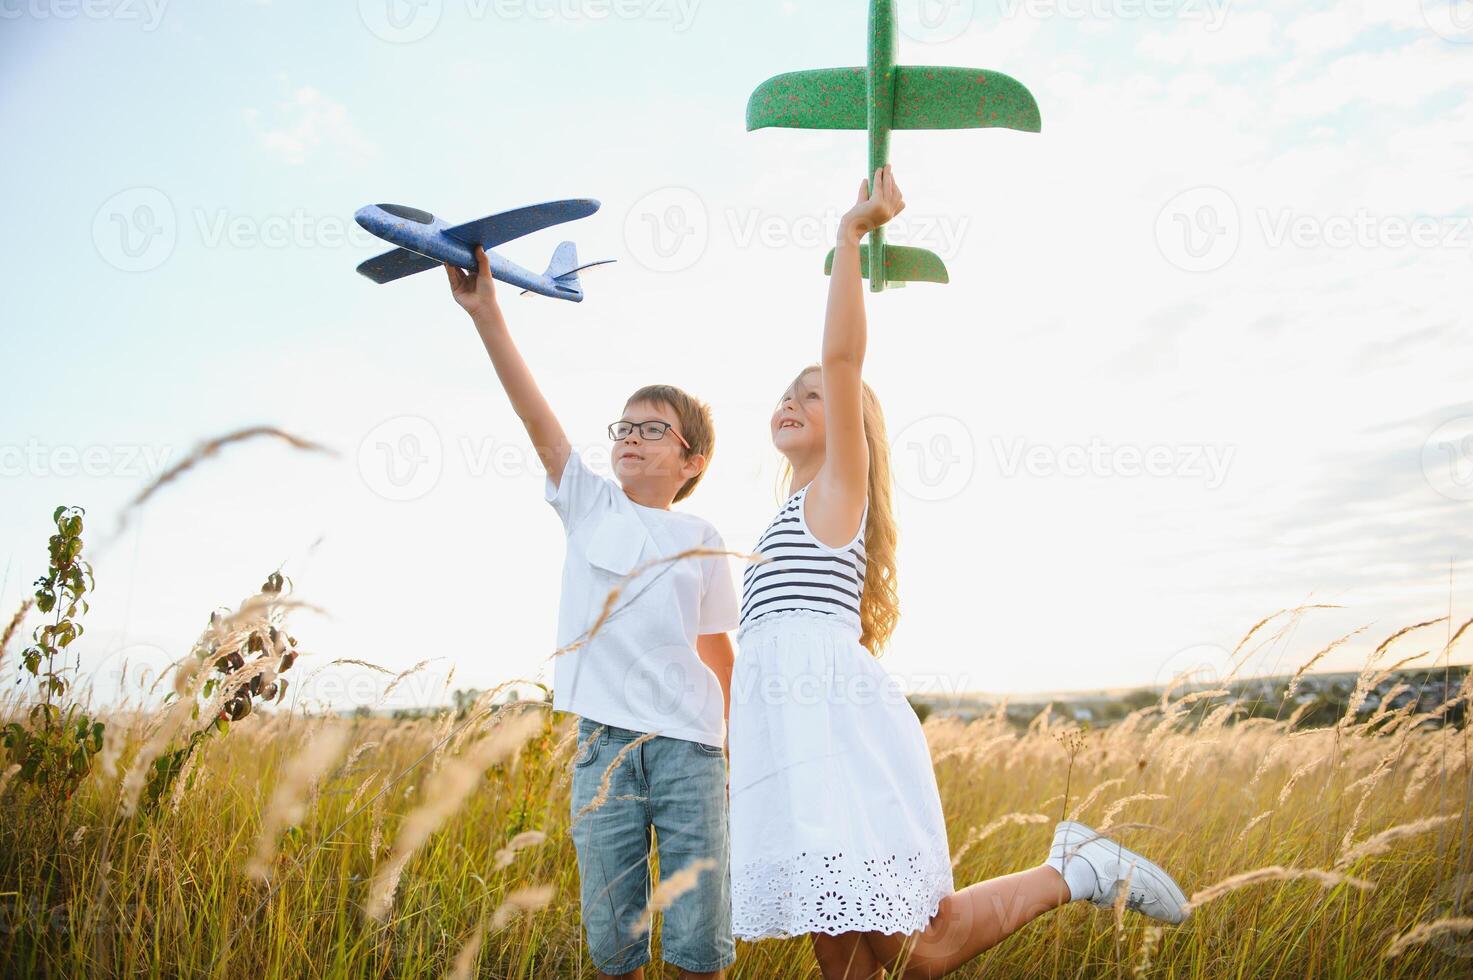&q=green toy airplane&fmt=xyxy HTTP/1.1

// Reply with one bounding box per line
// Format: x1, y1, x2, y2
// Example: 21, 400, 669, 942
746, 0, 1041, 290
